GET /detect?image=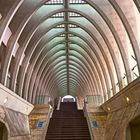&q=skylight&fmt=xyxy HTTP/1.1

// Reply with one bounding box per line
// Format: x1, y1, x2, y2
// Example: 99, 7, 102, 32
59, 34, 65, 37
69, 12, 81, 17
46, 0, 86, 5
56, 24, 65, 28
69, 24, 78, 28
46, 0, 63, 5
51, 12, 64, 18
43, 0, 89, 97
69, 0, 86, 4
